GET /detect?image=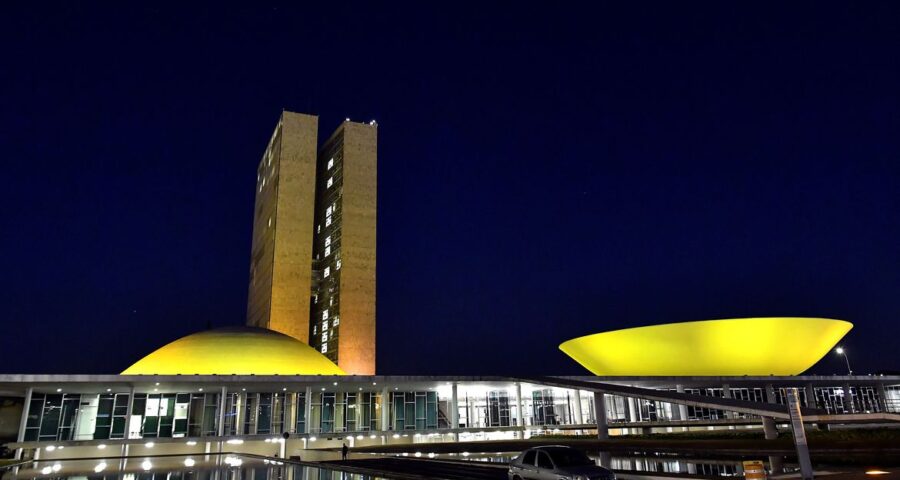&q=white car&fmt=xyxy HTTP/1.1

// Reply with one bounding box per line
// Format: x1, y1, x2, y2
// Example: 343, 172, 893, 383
508, 446, 615, 480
